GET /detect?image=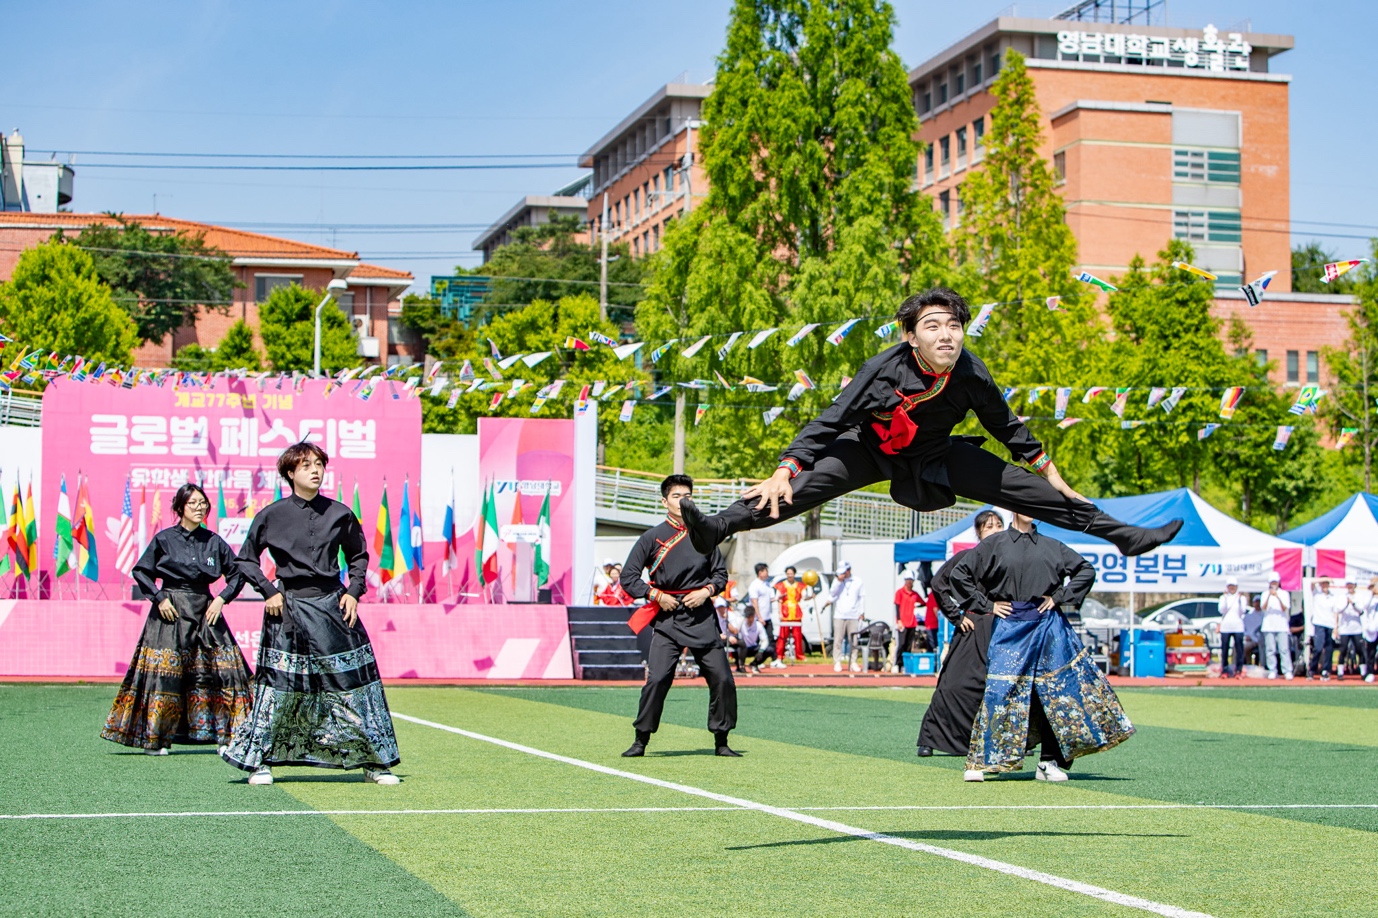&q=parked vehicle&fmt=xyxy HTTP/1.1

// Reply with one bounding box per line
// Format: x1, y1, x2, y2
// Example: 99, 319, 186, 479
1138, 598, 1222, 649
